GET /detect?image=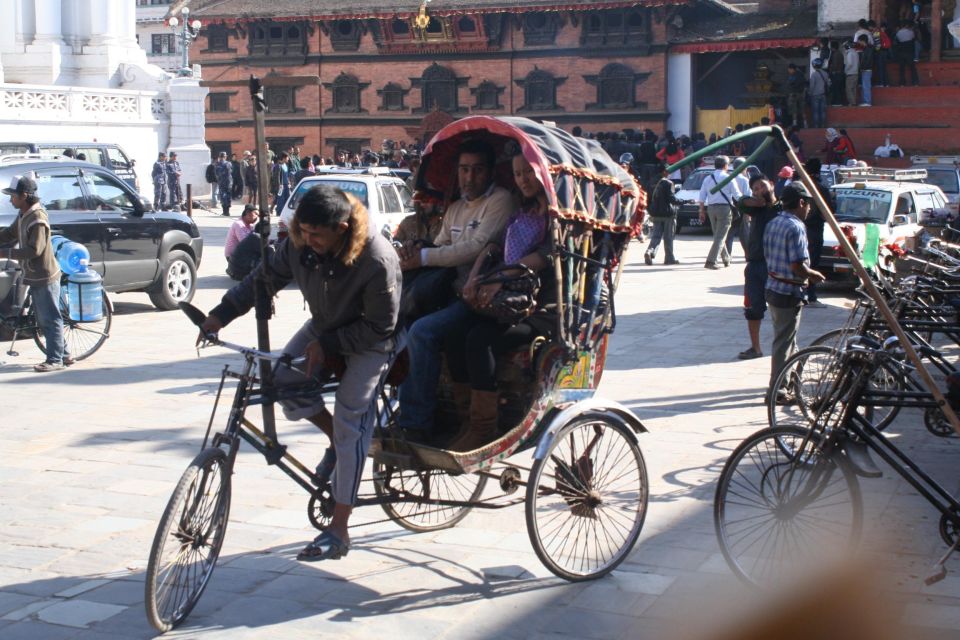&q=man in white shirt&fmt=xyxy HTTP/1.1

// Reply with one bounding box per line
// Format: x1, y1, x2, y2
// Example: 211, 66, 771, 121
698, 155, 743, 269
397, 139, 514, 440
844, 41, 860, 106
